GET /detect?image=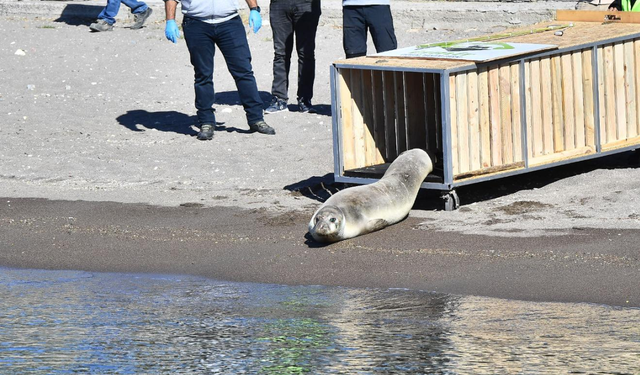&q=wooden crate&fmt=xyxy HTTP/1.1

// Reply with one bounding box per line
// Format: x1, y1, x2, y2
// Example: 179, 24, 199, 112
331, 18, 640, 208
